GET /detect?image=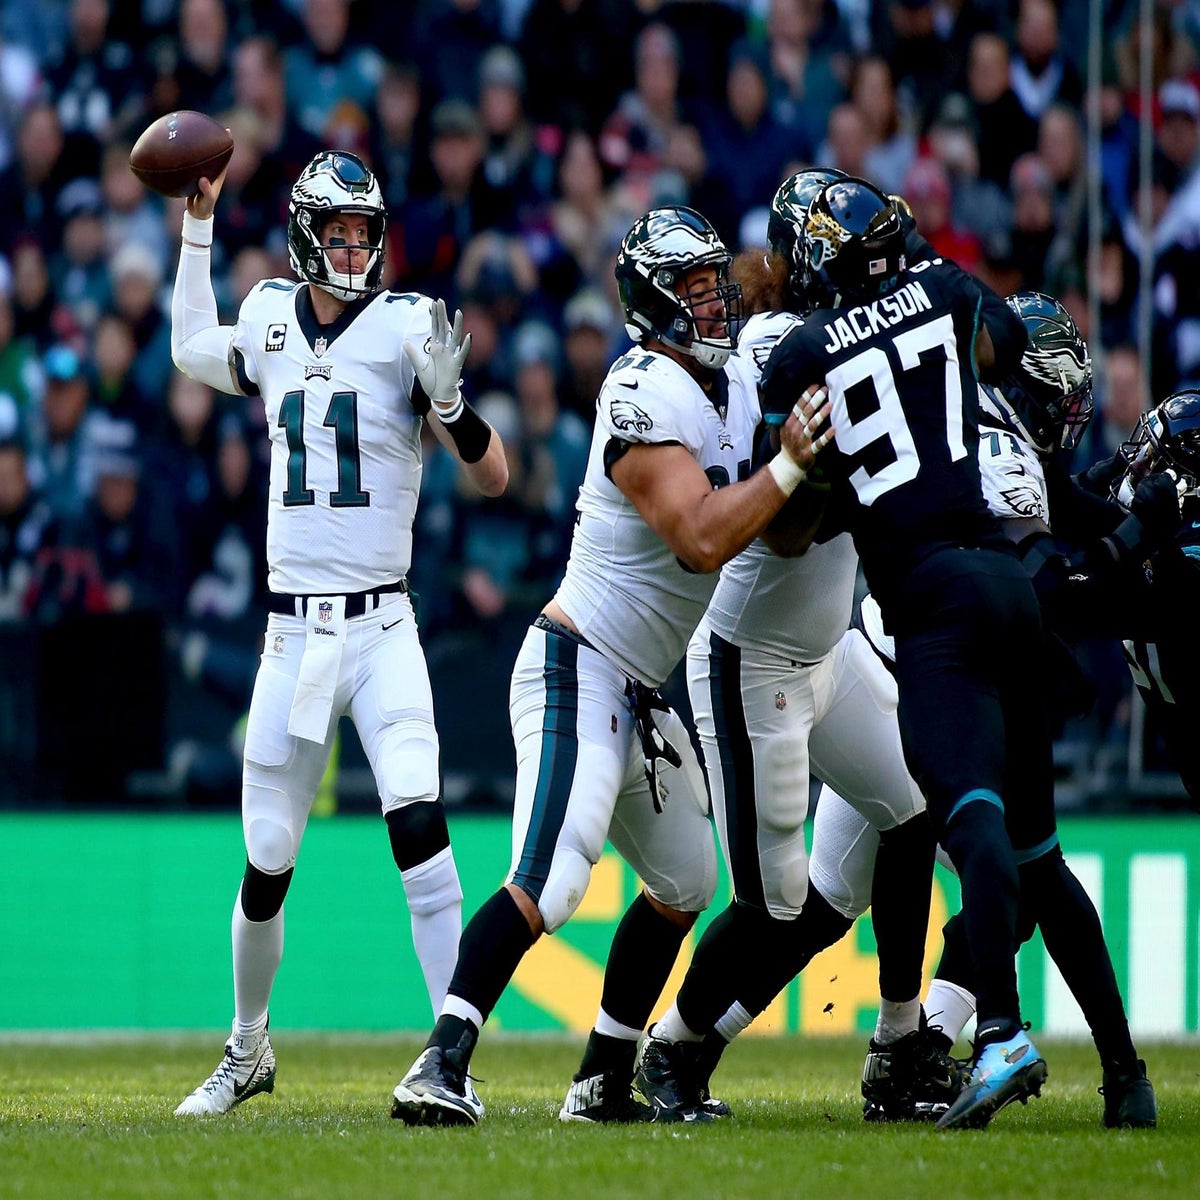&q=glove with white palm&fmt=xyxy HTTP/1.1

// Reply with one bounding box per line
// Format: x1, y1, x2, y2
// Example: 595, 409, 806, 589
404, 298, 471, 422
